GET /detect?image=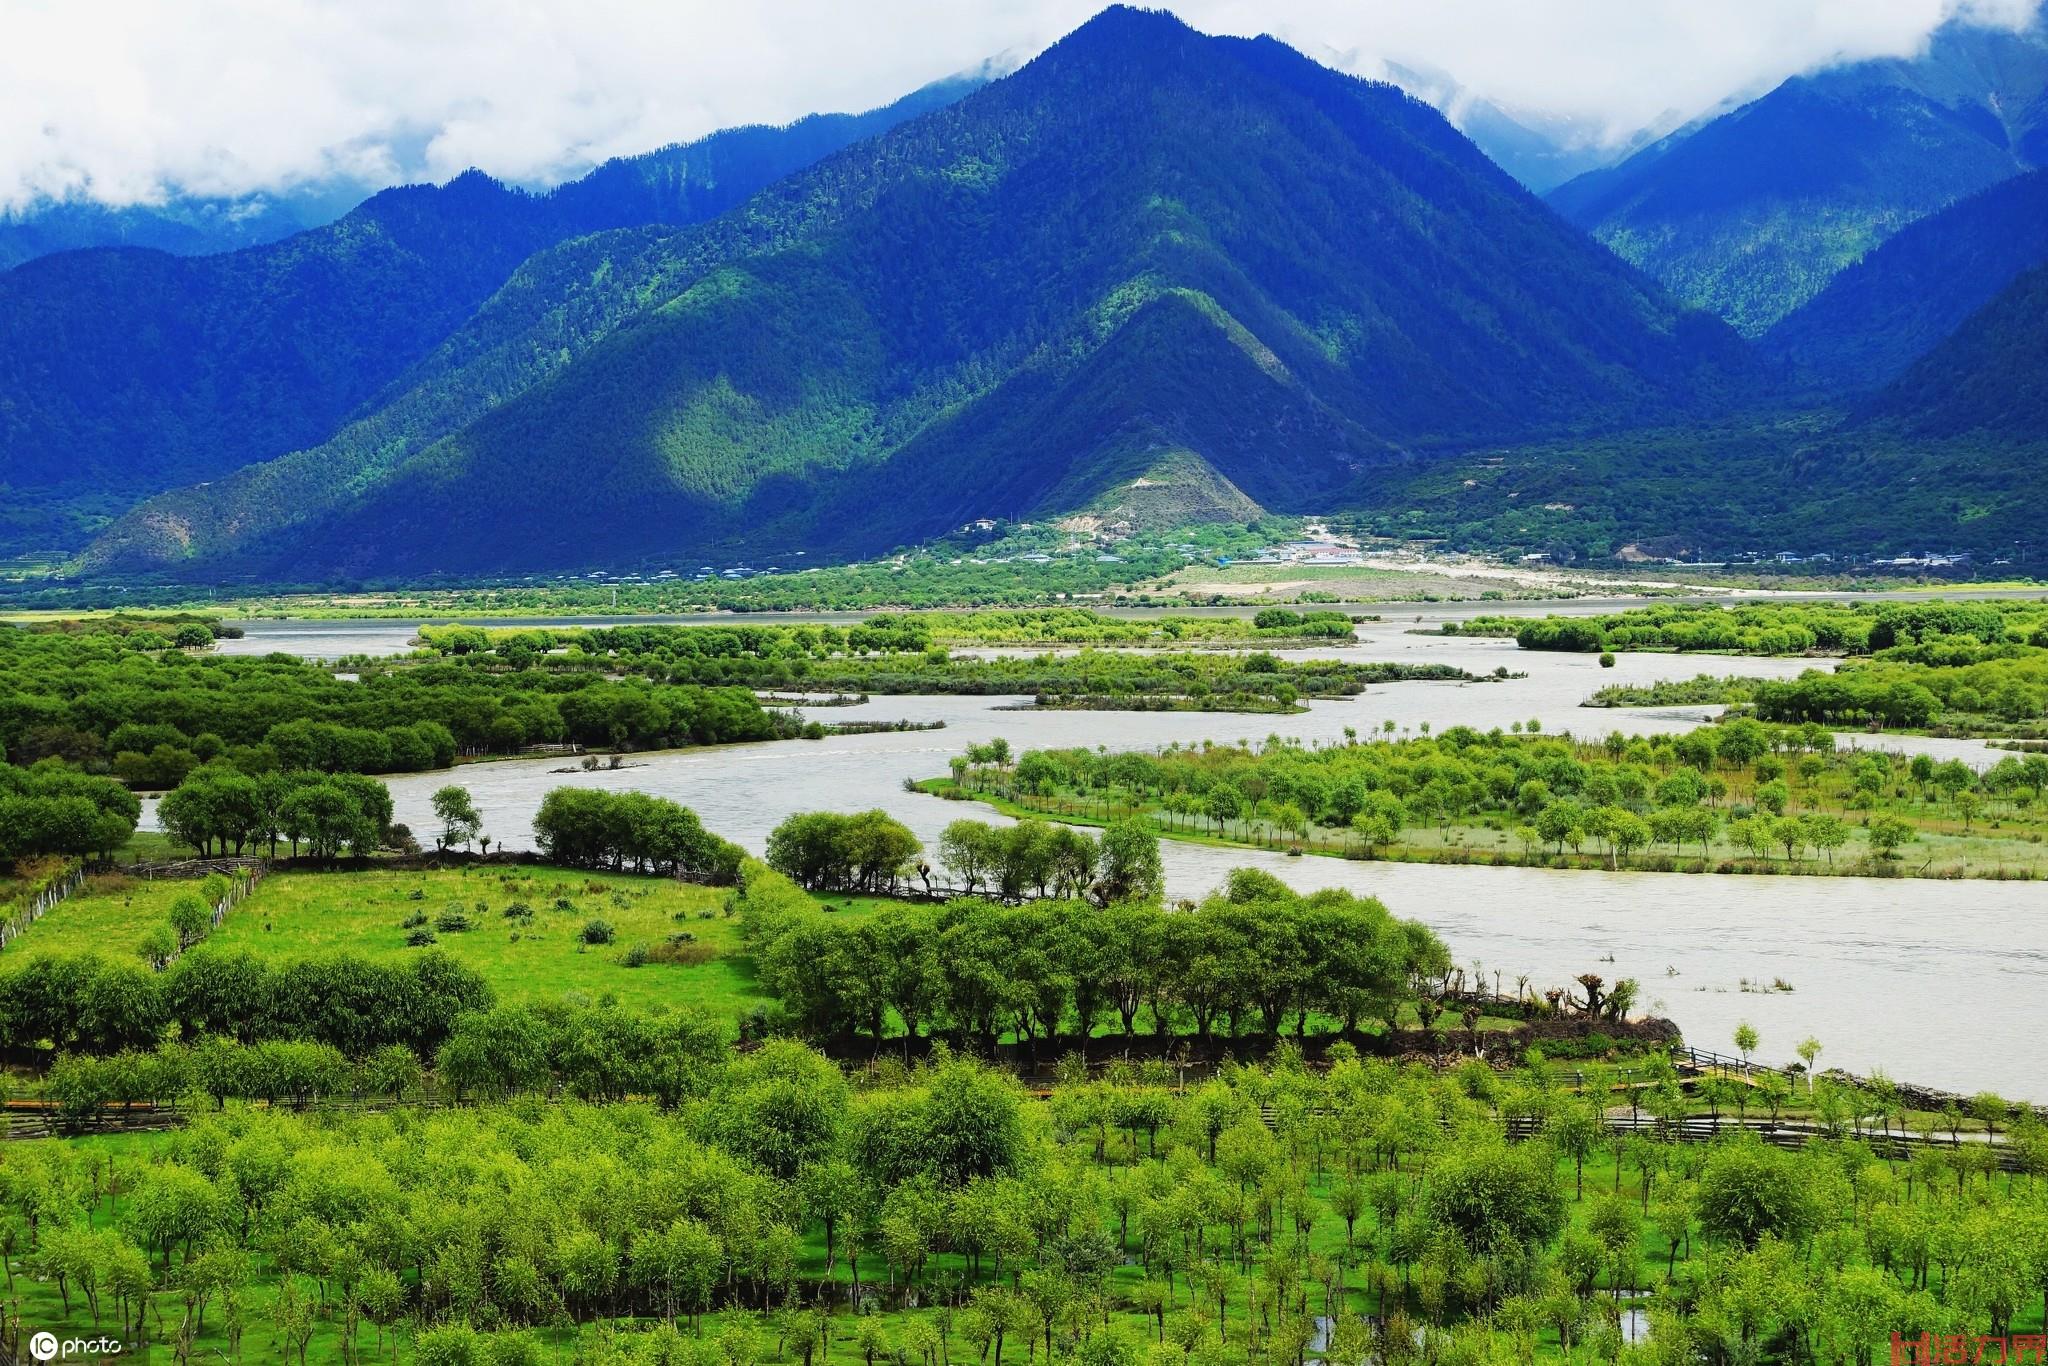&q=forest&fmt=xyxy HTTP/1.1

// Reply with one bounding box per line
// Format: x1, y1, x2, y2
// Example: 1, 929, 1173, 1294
5, 1022, 2045, 1364
1474, 601, 2048, 738
412, 613, 1477, 714
931, 721, 2048, 879
0, 617, 789, 786
1491, 602, 2048, 658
